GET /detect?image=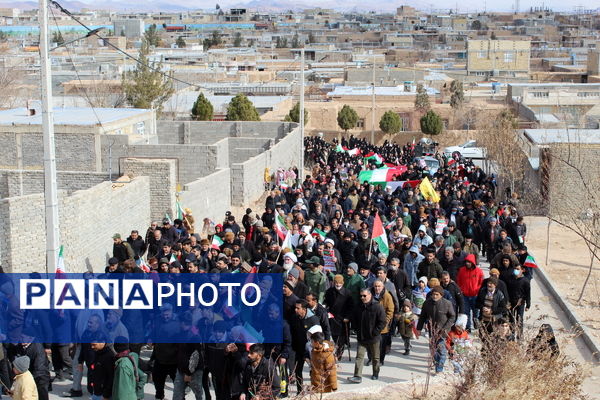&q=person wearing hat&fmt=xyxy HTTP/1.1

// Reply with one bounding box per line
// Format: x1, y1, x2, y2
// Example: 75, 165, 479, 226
303, 257, 328, 303
323, 275, 352, 359
456, 254, 484, 331
445, 314, 471, 374
9, 328, 50, 400
112, 337, 141, 400
417, 285, 456, 374
161, 218, 180, 244
403, 245, 424, 287
87, 331, 114, 400
343, 262, 365, 306
286, 267, 309, 300
106, 257, 120, 273
462, 234, 480, 261
10, 356, 37, 400
113, 233, 134, 264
